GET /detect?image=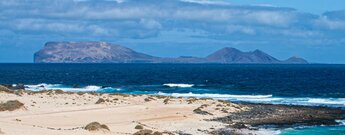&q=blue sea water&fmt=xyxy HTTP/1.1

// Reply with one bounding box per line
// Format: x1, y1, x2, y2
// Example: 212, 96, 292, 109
0, 63, 344, 134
